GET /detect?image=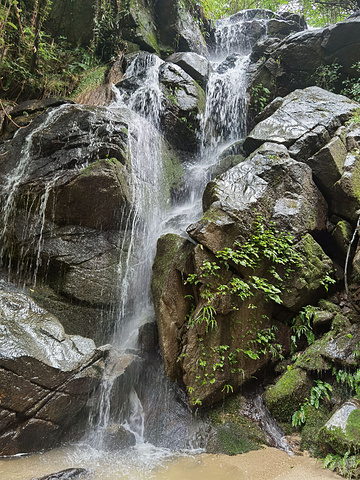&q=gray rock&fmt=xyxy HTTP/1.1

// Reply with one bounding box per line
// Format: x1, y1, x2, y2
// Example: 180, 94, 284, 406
248, 16, 360, 102
166, 52, 211, 89
0, 290, 105, 455
159, 62, 206, 151
244, 87, 358, 158
33, 468, 92, 480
